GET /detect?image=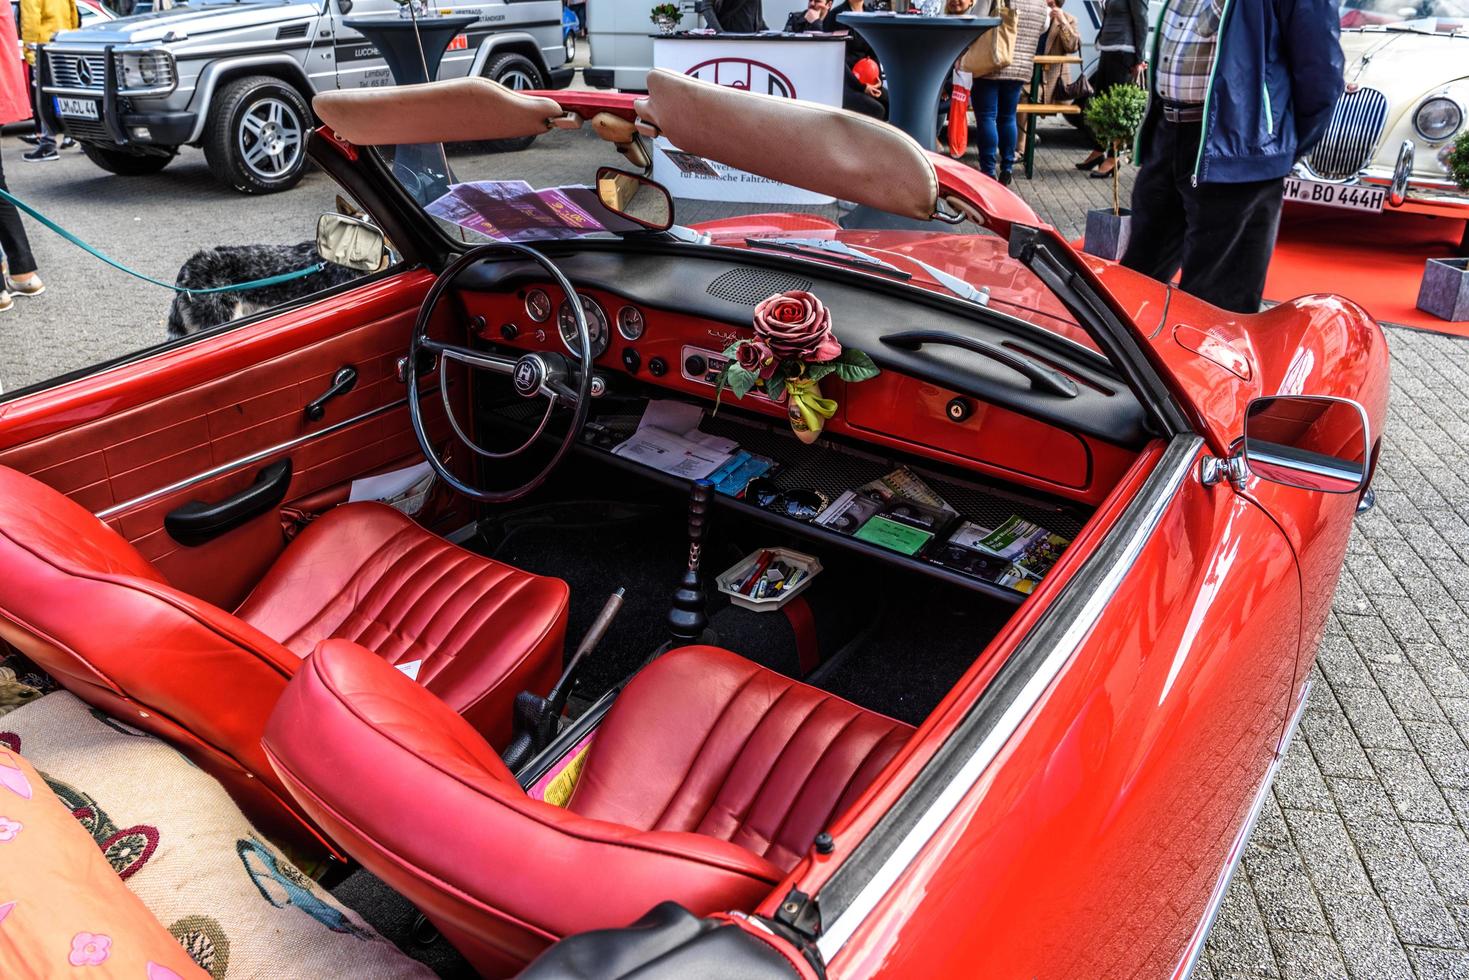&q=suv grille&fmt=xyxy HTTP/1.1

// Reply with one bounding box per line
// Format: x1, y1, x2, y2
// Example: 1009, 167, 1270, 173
49, 53, 107, 91
1306, 87, 1388, 180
